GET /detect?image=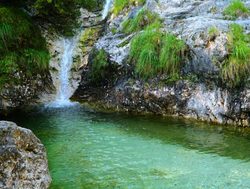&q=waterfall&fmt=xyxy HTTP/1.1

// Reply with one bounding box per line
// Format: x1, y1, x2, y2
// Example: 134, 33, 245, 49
102, 0, 113, 19
46, 1, 113, 108
48, 36, 79, 108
